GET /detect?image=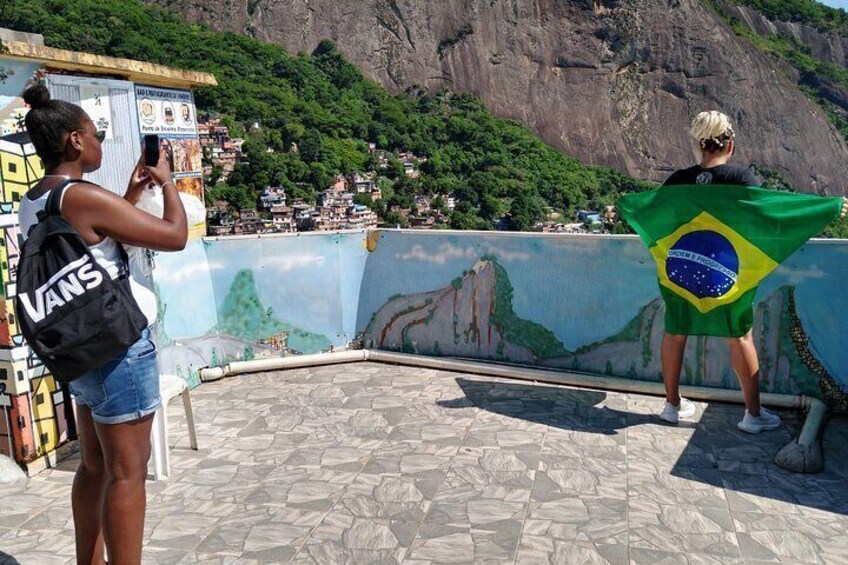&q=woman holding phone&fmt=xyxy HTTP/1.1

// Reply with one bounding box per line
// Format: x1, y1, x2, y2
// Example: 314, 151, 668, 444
20, 83, 187, 565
